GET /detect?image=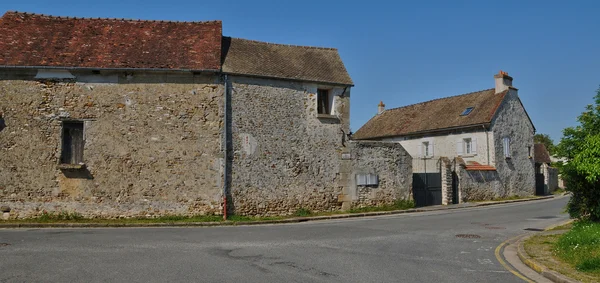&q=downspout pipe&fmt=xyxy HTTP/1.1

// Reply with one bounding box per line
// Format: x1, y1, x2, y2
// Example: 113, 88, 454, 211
223, 74, 230, 220
482, 125, 490, 165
